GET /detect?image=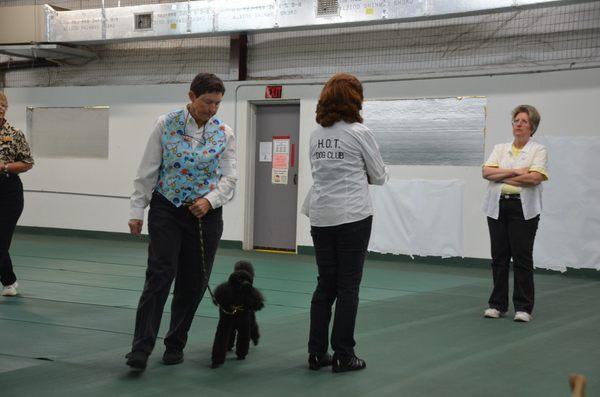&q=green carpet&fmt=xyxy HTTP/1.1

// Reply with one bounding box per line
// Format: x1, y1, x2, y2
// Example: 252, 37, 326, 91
0, 232, 597, 396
